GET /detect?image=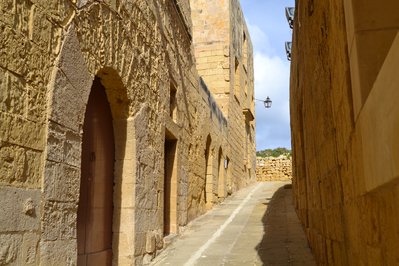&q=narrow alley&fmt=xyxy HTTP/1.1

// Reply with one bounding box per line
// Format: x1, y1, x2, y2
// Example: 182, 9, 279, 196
150, 182, 316, 266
